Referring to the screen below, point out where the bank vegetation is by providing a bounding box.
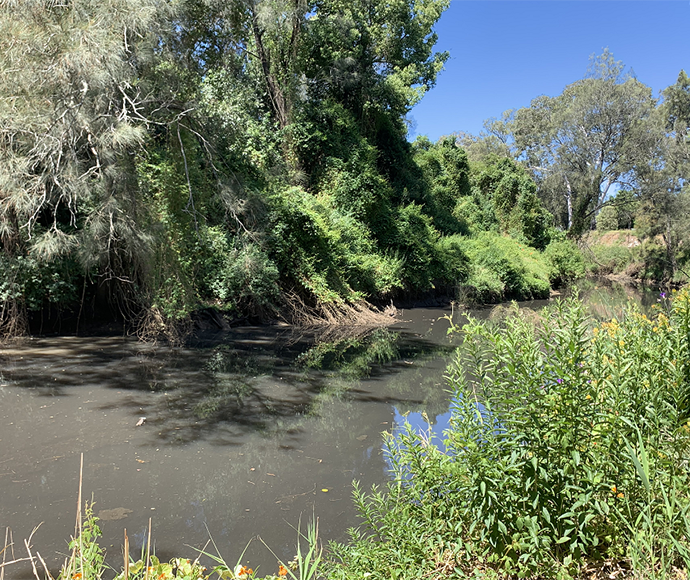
[2,2,688,340]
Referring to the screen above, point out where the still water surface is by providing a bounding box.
[0,283,654,577]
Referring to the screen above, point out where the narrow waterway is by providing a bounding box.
[0,282,655,578]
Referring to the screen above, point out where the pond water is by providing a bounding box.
[0,282,657,578]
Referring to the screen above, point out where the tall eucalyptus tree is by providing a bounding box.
[507,51,662,234]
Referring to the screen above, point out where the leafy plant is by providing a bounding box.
[328,289,690,579]
[58,503,106,580]
[544,238,585,286]
[459,231,550,302]
[50,499,324,580]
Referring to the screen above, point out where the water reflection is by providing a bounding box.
[0,286,649,577]
[568,279,658,320]
[390,407,452,456]
[0,309,459,577]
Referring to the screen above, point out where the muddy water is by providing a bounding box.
[0,285,651,578]
[0,307,471,577]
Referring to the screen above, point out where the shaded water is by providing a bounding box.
[0,283,656,577]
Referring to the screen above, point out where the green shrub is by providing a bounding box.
[459,232,550,301]
[596,205,619,231]
[348,252,405,297]
[544,239,585,286]
[0,253,80,311]
[586,242,638,276]
[319,149,392,228]
[412,137,473,236]
[268,187,406,304]
[392,203,442,292]
[207,231,281,313]
[328,290,690,580]
[468,155,552,249]
[434,234,470,286]
[460,263,505,304]
[512,185,552,250]
[639,238,672,282]
[454,189,498,234]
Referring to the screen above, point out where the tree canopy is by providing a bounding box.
[499,51,662,235]
[2,6,687,338]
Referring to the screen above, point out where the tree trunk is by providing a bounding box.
[250,8,289,129]
[664,215,677,280]
[564,175,573,230]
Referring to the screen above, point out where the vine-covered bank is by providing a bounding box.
[2,3,688,339]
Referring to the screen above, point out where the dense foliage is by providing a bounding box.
[0,0,563,337]
[475,53,690,283]
[328,289,690,579]
[1,2,687,337]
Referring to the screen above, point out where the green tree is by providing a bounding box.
[412,136,471,234]
[0,0,169,332]
[595,205,618,231]
[469,156,552,249]
[302,0,449,125]
[630,70,690,281]
[508,50,661,235]
[663,69,690,148]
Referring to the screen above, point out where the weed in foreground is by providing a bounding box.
[3,453,323,580]
[327,289,690,580]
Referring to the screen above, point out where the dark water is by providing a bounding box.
[0,283,655,577]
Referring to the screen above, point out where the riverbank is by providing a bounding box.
[582,229,689,288]
[327,286,690,580]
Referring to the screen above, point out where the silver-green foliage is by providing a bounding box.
[0,0,165,276]
[508,51,661,234]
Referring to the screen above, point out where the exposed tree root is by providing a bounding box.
[281,289,397,328]
[135,306,193,347]
[0,299,28,342]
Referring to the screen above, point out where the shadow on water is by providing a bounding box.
[1,325,452,446]
[0,308,460,577]
[2,287,647,578]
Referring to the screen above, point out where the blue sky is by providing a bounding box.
[408,1,690,141]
